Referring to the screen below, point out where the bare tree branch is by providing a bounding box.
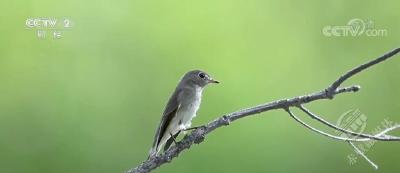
[126,48,400,173]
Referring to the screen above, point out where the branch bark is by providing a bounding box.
[126,48,400,173]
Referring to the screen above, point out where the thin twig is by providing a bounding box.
[286,107,399,169]
[126,48,400,173]
[285,108,379,142]
[298,105,400,141]
[296,105,400,169]
[326,47,400,97]
[348,142,378,170]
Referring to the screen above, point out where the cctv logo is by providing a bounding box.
[26,18,57,28]
[25,18,72,28]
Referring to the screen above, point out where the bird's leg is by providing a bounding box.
[169,133,178,144]
[183,126,203,131]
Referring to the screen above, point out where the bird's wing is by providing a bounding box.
[150,88,181,155]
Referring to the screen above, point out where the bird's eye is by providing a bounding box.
[198,73,205,79]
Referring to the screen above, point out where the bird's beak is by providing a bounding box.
[209,78,220,84]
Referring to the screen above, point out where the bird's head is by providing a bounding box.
[182,70,219,88]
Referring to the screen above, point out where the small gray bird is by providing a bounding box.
[149,70,219,157]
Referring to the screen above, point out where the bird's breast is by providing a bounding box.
[177,89,202,127]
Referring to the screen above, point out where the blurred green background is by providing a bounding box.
[0,0,399,173]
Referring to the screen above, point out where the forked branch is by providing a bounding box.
[127,48,400,173]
